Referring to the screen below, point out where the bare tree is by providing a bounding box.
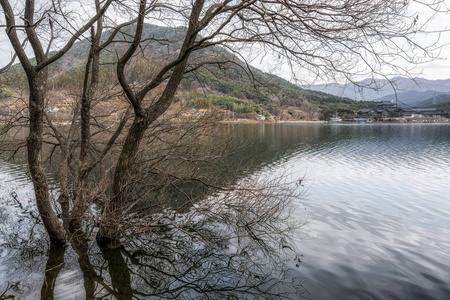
[96,0,447,243]
[0,0,115,244]
[1,0,447,246]
[299,100,321,120]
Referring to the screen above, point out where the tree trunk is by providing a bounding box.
[69,64,93,230]
[70,23,101,231]
[27,70,66,245]
[57,155,70,203]
[97,0,204,245]
[97,116,148,244]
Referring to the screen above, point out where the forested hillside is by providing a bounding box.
[0,23,373,120]
[421,94,450,111]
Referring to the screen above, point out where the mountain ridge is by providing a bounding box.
[305,77,450,107]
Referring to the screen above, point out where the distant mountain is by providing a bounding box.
[372,90,450,107]
[305,77,450,107]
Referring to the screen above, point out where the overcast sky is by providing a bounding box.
[264,0,450,83]
[1,1,449,83]
[408,0,450,80]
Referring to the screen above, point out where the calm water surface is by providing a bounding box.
[249,123,450,300]
[1,123,449,299]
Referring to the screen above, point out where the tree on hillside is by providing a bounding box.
[0,0,447,246]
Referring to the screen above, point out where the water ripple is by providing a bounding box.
[282,124,450,299]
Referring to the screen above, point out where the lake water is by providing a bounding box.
[1,123,449,299]
[261,123,450,300]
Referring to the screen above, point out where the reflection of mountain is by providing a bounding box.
[306,77,450,107]
[0,124,354,212]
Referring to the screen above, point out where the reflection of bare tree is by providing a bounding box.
[0,282,18,299]
[60,200,132,299]
[2,145,305,299]
[40,243,65,300]
[34,225,304,299]
[67,234,133,300]
[113,226,306,299]
[71,236,97,299]
[33,174,304,299]
[99,247,133,300]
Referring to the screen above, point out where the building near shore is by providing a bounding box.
[397,107,448,118]
[357,101,448,119]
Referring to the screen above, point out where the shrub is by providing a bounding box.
[0,87,15,98]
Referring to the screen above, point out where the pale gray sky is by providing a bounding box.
[240,0,450,83]
[408,0,450,80]
[1,0,449,83]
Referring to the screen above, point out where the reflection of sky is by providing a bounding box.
[275,124,450,299]
[0,161,49,295]
[1,123,449,298]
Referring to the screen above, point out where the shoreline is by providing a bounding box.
[2,117,449,126]
[221,119,327,124]
[220,118,450,124]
